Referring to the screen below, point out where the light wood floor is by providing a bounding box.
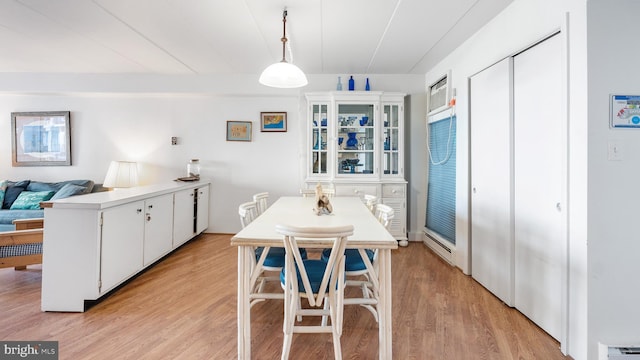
[0,234,570,359]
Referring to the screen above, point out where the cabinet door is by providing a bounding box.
[381,197,406,239]
[100,201,144,293]
[309,102,330,177]
[336,102,376,177]
[173,188,195,247]
[195,185,209,234]
[382,103,403,177]
[143,194,174,266]
[470,57,514,306]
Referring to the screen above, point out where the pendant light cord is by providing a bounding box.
[281,10,288,62]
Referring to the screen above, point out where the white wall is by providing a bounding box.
[423,0,588,358]
[406,93,428,241]
[587,0,640,357]
[0,74,424,235]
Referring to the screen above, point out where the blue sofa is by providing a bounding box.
[0,179,99,232]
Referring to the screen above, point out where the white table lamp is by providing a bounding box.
[103,161,139,189]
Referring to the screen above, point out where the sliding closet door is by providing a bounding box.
[513,34,564,340]
[470,58,514,306]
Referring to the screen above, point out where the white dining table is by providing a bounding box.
[231,196,398,359]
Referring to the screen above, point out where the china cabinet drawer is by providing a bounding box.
[335,184,379,198]
[382,184,405,198]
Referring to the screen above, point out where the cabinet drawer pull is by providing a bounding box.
[146,214,151,221]
[136,209,142,213]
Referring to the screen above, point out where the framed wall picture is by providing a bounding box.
[260,112,287,132]
[11,111,72,166]
[226,121,252,141]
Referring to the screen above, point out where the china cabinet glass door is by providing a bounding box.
[311,104,328,175]
[382,104,400,176]
[336,103,375,176]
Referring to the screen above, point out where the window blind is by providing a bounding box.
[425,115,456,244]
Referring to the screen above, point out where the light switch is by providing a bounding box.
[608,141,623,161]
[171,137,178,145]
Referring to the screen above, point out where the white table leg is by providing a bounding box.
[237,245,252,359]
[377,249,393,359]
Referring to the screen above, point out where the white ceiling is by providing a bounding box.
[0,0,513,75]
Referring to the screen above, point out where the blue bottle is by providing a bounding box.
[348,76,355,91]
[365,78,370,91]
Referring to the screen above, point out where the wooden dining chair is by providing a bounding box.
[238,201,293,306]
[276,224,353,360]
[363,194,378,214]
[252,192,269,216]
[321,203,394,323]
[300,187,335,198]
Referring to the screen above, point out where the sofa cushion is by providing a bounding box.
[50,183,88,200]
[0,224,15,232]
[27,180,94,194]
[0,180,7,208]
[0,209,44,225]
[10,191,55,210]
[3,180,30,209]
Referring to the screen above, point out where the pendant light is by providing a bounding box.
[259,9,308,88]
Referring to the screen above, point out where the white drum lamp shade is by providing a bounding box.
[103,161,139,188]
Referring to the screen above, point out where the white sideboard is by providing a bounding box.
[41,180,210,312]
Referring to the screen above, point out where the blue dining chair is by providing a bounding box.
[253,192,269,216]
[321,203,394,322]
[238,201,306,306]
[276,224,353,360]
[363,194,378,214]
[238,201,284,306]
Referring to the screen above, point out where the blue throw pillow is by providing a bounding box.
[9,190,55,210]
[50,183,88,200]
[3,180,30,209]
[27,180,95,193]
[0,180,6,208]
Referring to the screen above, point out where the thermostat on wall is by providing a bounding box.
[611,95,640,128]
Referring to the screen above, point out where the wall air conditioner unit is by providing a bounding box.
[427,70,452,117]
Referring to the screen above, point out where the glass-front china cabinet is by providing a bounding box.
[305,91,408,245]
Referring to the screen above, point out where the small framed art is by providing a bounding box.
[227,121,252,141]
[260,112,287,132]
[11,111,72,166]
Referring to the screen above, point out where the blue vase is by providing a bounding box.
[348,76,355,91]
[346,132,358,149]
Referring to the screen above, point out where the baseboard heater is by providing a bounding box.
[423,230,454,265]
[609,347,640,359]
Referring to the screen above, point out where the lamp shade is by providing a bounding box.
[103,161,139,188]
[259,61,308,88]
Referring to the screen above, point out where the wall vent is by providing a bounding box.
[609,347,640,359]
[423,230,454,265]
